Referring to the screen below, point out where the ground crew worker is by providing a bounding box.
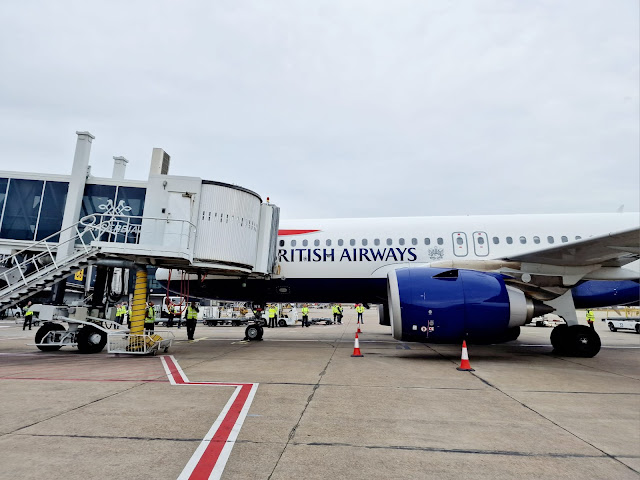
[332,304,338,323]
[121,303,128,325]
[586,309,595,329]
[115,303,123,325]
[268,304,277,328]
[356,304,365,323]
[167,301,175,328]
[301,304,310,327]
[127,306,132,329]
[23,301,34,331]
[184,302,199,340]
[145,301,156,333]
[336,304,343,324]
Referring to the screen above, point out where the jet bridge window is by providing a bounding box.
[547,236,554,244]
[437,237,443,245]
[519,236,527,244]
[533,236,540,244]
[506,237,513,244]
[492,237,499,244]
[561,236,568,243]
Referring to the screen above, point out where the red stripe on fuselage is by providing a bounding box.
[278,229,320,235]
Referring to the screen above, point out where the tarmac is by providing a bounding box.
[0,308,639,480]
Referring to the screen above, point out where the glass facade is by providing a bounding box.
[0,179,44,241]
[0,178,145,244]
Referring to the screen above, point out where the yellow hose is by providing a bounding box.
[130,269,147,335]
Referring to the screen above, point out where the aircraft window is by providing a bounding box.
[362,239,368,246]
[338,239,344,246]
[456,237,464,245]
[477,237,485,245]
[302,240,308,247]
[411,238,417,245]
[519,236,527,244]
[506,237,513,244]
[575,235,582,240]
[326,239,332,246]
[279,240,284,247]
[492,237,499,244]
[533,236,540,244]
[437,237,443,245]
[291,240,297,247]
[561,236,568,243]
[314,239,320,246]
[374,238,380,246]
[424,238,430,245]
[349,239,356,246]
[547,236,554,244]
[399,238,405,246]
[386,238,393,246]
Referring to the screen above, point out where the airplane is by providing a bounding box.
[156,212,640,357]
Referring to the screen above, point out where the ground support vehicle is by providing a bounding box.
[310,317,333,325]
[204,317,252,327]
[607,317,640,333]
[532,314,565,328]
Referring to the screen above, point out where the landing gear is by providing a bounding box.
[244,324,264,341]
[551,324,601,357]
[76,326,107,354]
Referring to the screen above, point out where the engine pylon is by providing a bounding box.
[351,332,364,357]
[456,341,474,371]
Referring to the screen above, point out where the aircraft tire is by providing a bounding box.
[564,325,601,358]
[76,326,107,354]
[245,325,263,341]
[35,323,64,351]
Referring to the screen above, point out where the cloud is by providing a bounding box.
[0,0,637,219]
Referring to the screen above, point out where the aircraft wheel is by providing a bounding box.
[35,323,64,351]
[564,325,601,357]
[608,322,617,332]
[245,325,263,341]
[77,326,107,354]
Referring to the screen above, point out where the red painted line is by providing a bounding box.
[189,384,253,479]
[277,229,320,236]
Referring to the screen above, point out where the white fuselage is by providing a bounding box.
[276,213,639,280]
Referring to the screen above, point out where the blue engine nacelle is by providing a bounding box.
[388,267,546,344]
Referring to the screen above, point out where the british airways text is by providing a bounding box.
[278,248,418,262]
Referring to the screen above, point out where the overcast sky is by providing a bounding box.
[0,1,638,219]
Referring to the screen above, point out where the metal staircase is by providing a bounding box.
[0,214,135,311]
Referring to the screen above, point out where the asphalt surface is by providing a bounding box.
[0,309,639,480]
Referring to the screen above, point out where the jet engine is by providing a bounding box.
[388,267,552,344]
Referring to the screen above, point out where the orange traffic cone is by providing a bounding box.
[351,332,364,357]
[456,341,474,371]
[357,319,362,334]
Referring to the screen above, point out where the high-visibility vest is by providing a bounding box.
[186,306,198,320]
[268,307,276,318]
[586,310,595,321]
[25,307,33,318]
[356,306,364,313]
[301,307,309,315]
[332,305,338,314]
[145,306,155,323]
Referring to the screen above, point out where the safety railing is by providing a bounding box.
[0,214,195,299]
[107,330,174,355]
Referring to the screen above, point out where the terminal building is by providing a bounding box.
[0,131,280,317]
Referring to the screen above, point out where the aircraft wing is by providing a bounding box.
[502,227,639,268]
